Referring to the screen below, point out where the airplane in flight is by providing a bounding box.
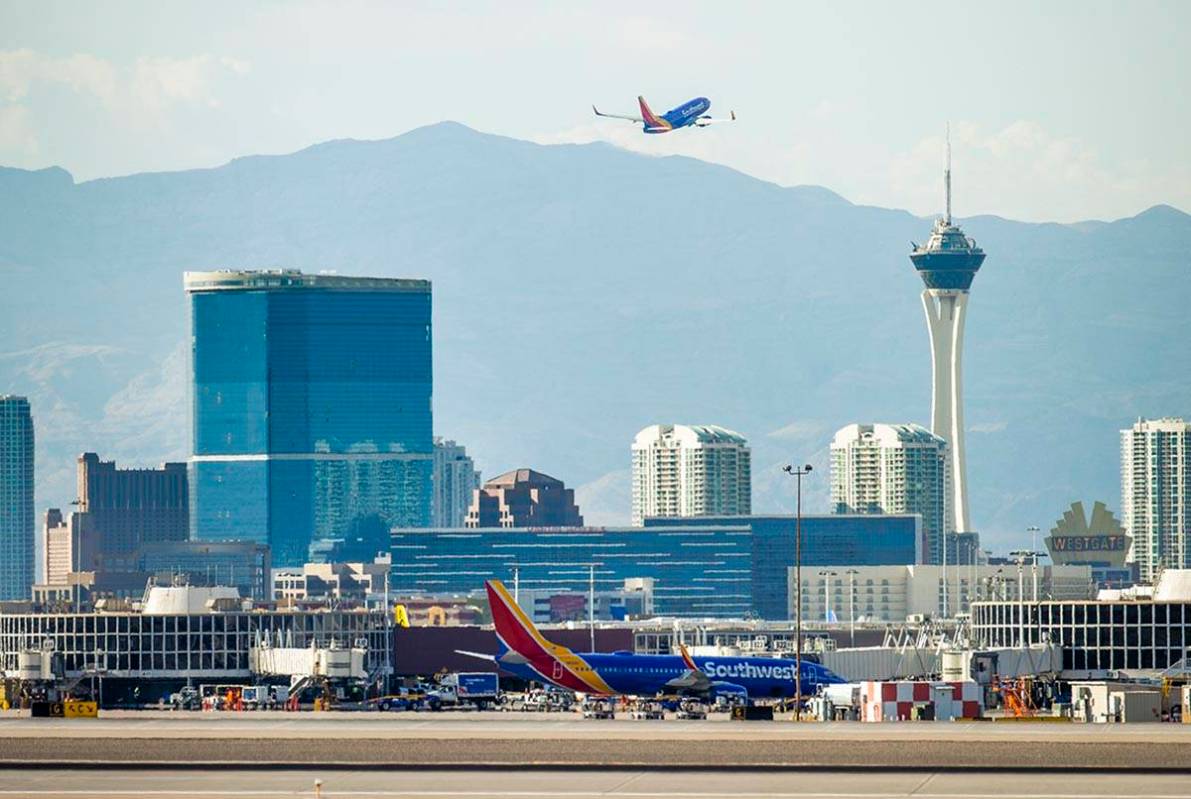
[460,580,845,703]
[592,95,736,134]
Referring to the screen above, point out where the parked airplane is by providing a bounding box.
[459,579,844,703]
[592,95,735,134]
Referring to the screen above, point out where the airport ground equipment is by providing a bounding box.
[367,687,425,712]
[731,704,774,720]
[241,684,289,710]
[674,698,708,719]
[581,696,615,719]
[859,680,982,721]
[423,672,499,710]
[167,685,200,710]
[992,677,1036,718]
[626,698,665,719]
[502,687,574,712]
[1070,680,1167,723]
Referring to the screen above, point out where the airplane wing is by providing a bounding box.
[694,111,737,127]
[593,104,645,123]
[455,649,496,662]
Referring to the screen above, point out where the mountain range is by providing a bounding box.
[2,121,1188,553]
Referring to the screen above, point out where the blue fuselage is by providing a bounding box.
[652,97,711,133]
[500,651,844,699]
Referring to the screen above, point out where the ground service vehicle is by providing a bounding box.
[167,686,200,710]
[241,685,288,710]
[424,672,500,710]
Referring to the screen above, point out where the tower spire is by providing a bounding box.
[944,122,952,225]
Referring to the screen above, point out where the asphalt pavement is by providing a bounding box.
[4,767,1191,798]
[2,711,1190,770]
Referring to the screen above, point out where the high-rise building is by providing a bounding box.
[185,270,433,565]
[909,137,986,537]
[830,423,950,564]
[42,508,100,585]
[433,438,480,528]
[76,452,189,566]
[1121,417,1190,583]
[631,424,751,526]
[0,396,34,600]
[464,469,583,528]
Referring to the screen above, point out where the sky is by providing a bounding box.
[1,0,1189,223]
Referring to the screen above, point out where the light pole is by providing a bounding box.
[846,569,858,647]
[783,463,812,721]
[1027,526,1041,606]
[588,563,596,652]
[1010,550,1030,648]
[818,570,837,624]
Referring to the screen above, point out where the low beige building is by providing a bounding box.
[789,563,1094,623]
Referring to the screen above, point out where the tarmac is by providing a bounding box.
[2,711,1191,771]
[4,767,1191,798]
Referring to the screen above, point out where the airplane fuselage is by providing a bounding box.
[649,97,711,133]
[498,650,843,699]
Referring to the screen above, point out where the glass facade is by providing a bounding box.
[0,396,34,601]
[389,526,755,617]
[972,599,1191,673]
[186,271,433,566]
[645,515,921,619]
[0,608,388,679]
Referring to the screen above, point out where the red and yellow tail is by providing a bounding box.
[485,580,615,695]
[637,96,671,130]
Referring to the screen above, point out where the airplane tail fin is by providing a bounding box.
[638,95,664,129]
[485,579,562,661]
[485,579,616,695]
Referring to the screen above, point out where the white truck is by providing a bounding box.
[422,672,500,710]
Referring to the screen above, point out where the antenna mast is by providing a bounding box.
[944,122,952,225]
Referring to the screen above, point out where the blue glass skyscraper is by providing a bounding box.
[0,396,34,600]
[185,270,433,566]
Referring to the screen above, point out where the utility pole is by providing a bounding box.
[1010,550,1029,648]
[383,554,391,697]
[846,569,858,647]
[1028,526,1041,610]
[819,570,838,624]
[588,564,596,652]
[783,463,812,721]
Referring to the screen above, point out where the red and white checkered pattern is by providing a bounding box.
[859,681,982,722]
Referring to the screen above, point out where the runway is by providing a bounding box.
[3,711,1191,771]
[5,768,1191,799]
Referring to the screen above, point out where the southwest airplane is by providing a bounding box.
[593,95,736,134]
[462,580,845,703]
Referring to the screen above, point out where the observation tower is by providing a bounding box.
[909,134,986,558]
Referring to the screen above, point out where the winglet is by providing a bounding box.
[678,642,700,672]
[731,110,736,121]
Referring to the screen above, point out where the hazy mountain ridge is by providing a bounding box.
[1,122,1188,551]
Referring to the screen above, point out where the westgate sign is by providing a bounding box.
[1050,535,1127,553]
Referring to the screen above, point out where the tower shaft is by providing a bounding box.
[922,290,969,536]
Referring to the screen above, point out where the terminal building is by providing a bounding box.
[392,514,920,620]
[0,585,389,703]
[971,570,1191,674]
